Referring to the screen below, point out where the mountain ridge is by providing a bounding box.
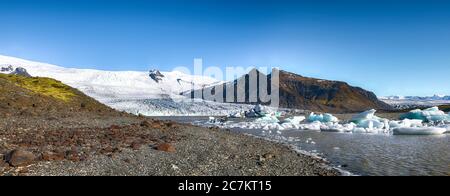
[189,69,392,113]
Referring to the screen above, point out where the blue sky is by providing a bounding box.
[1,0,450,96]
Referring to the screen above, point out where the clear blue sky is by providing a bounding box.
[1,0,450,96]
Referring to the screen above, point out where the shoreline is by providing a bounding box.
[240,133,354,176]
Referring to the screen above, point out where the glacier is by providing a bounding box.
[0,55,252,116]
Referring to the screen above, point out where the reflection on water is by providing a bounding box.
[158,116,450,176]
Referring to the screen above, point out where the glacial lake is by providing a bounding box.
[157,116,450,176]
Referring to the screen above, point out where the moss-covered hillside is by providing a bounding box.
[0,73,119,117]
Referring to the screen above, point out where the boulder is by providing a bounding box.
[156,143,176,153]
[5,149,36,167]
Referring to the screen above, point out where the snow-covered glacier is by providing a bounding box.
[0,55,247,116]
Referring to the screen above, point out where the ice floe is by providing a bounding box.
[393,127,447,135]
[389,119,424,128]
[205,106,450,136]
[400,107,450,122]
[308,113,339,123]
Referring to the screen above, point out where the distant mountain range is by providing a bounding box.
[381,95,450,101]
[380,95,450,109]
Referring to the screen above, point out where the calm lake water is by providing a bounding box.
[158,116,450,176]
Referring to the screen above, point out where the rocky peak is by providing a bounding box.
[11,67,32,77]
[0,64,14,73]
[149,69,165,83]
[0,65,32,77]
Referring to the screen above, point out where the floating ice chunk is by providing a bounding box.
[350,109,379,123]
[284,116,306,125]
[308,112,339,123]
[442,125,450,133]
[357,119,385,129]
[262,123,284,131]
[349,109,389,131]
[255,115,280,124]
[228,111,244,118]
[400,107,450,122]
[389,119,423,128]
[299,121,323,131]
[321,122,356,132]
[352,127,367,133]
[393,127,447,135]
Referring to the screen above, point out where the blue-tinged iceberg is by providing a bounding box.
[400,107,450,122]
[307,112,339,123]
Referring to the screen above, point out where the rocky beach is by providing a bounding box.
[0,115,339,176]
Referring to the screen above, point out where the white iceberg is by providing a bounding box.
[255,115,280,124]
[284,116,306,125]
[443,125,450,133]
[349,109,388,130]
[350,109,379,123]
[400,107,450,122]
[280,116,306,130]
[308,112,339,123]
[298,121,323,131]
[393,127,447,135]
[228,111,244,118]
[389,119,423,128]
[320,122,356,132]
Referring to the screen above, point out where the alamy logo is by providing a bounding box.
[169,59,280,108]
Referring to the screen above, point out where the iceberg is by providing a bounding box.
[400,107,450,122]
[255,115,280,124]
[443,125,450,133]
[350,109,379,123]
[298,121,323,131]
[349,109,388,130]
[389,119,423,128]
[320,122,356,132]
[280,116,306,130]
[393,127,447,135]
[284,116,306,125]
[307,112,339,123]
[228,111,244,118]
[357,119,387,129]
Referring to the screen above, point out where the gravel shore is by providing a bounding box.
[0,115,339,176]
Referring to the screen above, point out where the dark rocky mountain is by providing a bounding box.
[149,69,165,83]
[0,65,32,77]
[188,69,393,113]
[439,105,450,112]
[1,65,14,72]
[10,67,32,77]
